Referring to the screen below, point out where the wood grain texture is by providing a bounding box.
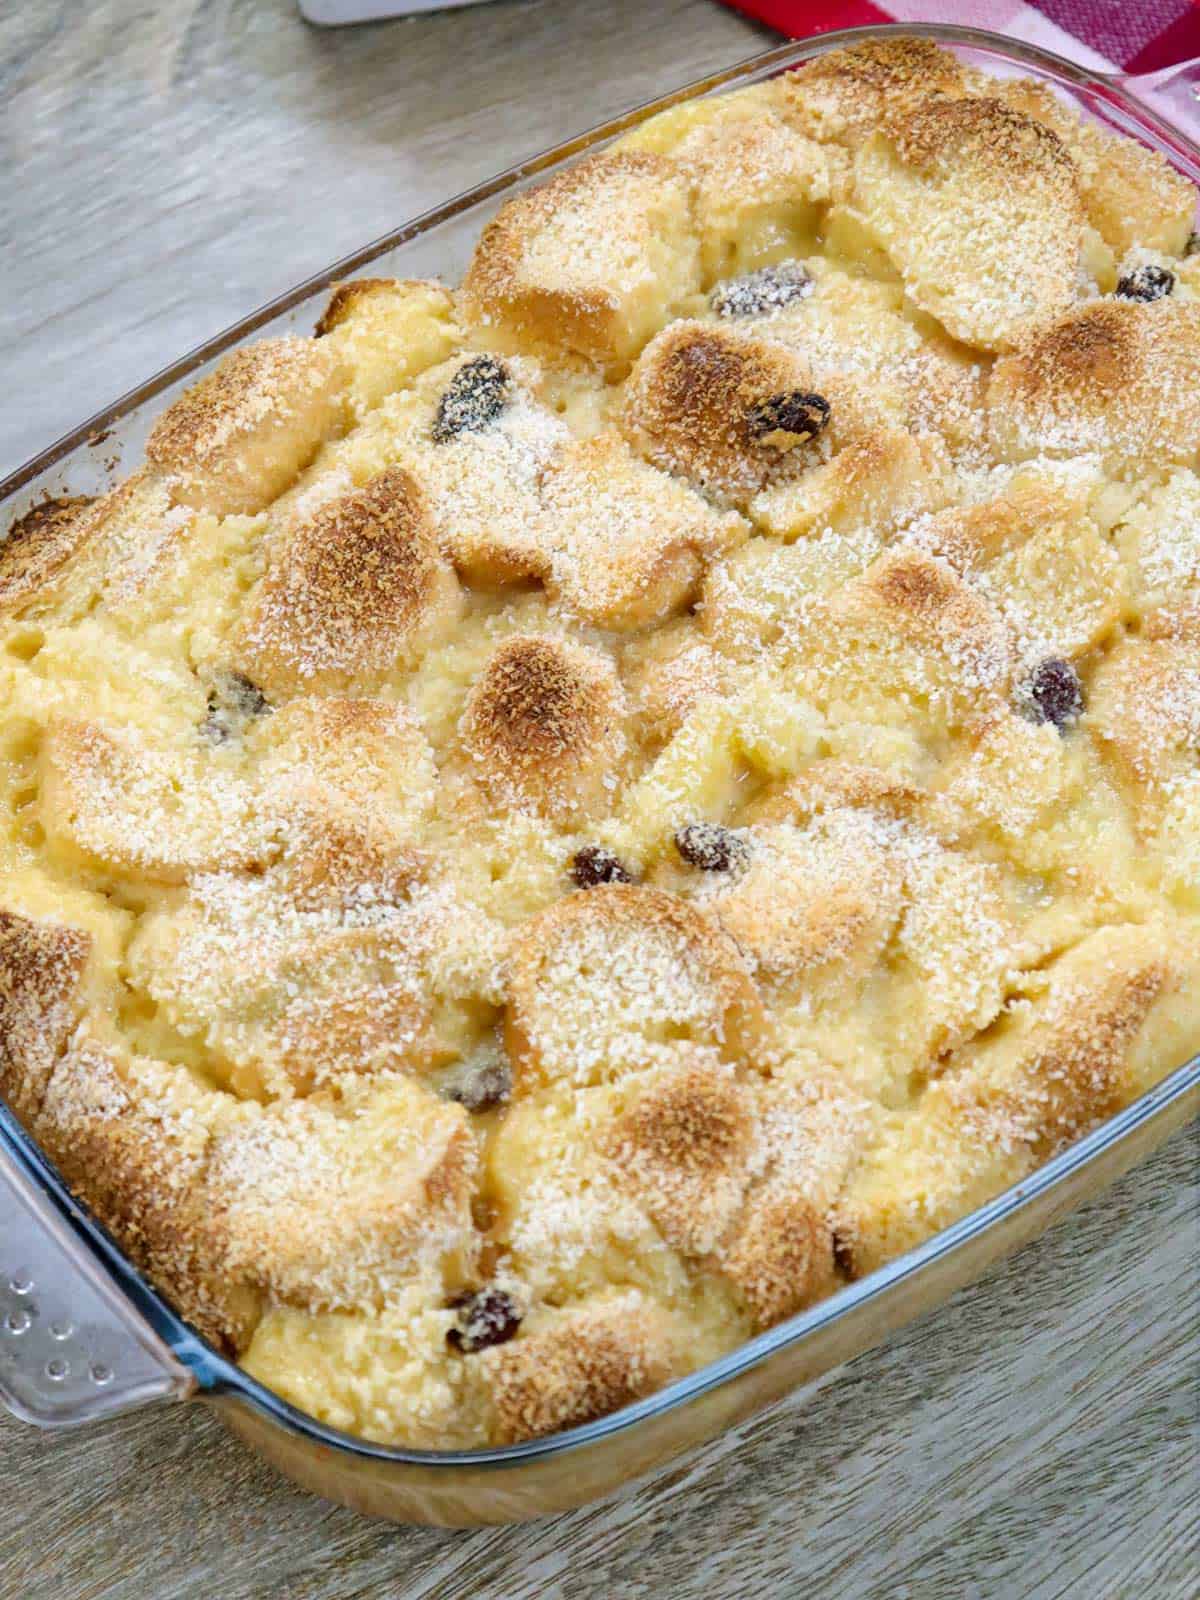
[0,0,763,479]
[1,1131,1196,1599]
[1,3,1197,1595]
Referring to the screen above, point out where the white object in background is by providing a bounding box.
[300,0,496,24]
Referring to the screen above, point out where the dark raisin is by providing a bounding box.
[446,1288,521,1353]
[745,390,831,448]
[711,261,812,319]
[200,671,271,744]
[1023,657,1084,731]
[438,1044,512,1113]
[226,672,271,717]
[1115,265,1175,302]
[570,845,634,888]
[675,821,750,874]
[432,355,511,442]
[1186,232,1200,258]
[832,1230,858,1281]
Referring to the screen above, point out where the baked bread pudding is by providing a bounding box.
[3,37,1199,1449]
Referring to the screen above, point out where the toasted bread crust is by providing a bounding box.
[505,885,765,1091]
[0,497,97,615]
[462,150,699,365]
[855,96,1083,349]
[315,278,403,336]
[39,718,268,883]
[207,1079,478,1312]
[459,634,626,822]
[146,336,346,515]
[839,924,1189,1277]
[479,1292,680,1444]
[987,299,1200,468]
[1089,637,1200,827]
[604,1056,759,1257]
[539,432,748,629]
[0,910,91,1123]
[238,465,462,697]
[780,36,971,148]
[35,1033,253,1350]
[622,321,831,504]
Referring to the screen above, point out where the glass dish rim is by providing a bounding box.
[5,19,1200,504]
[1,19,1197,1470]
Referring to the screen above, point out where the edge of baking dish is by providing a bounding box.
[2,22,1198,1525]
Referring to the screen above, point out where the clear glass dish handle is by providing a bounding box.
[1116,56,1200,148]
[0,1143,193,1428]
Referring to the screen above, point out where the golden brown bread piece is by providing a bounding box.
[1089,636,1200,825]
[458,634,627,824]
[382,354,569,590]
[38,718,268,885]
[712,1071,870,1328]
[236,465,462,698]
[36,1040,480,1348]
[0,473,194,624]
[908,476,1127,669]
[622,320,836,505]
[505,885,765,1092]
[731,260,986,456]
[839,923,1200,1276]
[461,151,700,366]
[252,693,439,861]
[717,1187,832,1328]
[621,624,732,753]
[125,854,503,1102]
[706,811,905,996]
[315,278,400,337]
[35,1030,258,1351]
[478,1291,682,1444]
[0,497,96,616]
[207,1077,479,1314]
[771,547,1015,744]
[538,432,748,629]
[854,96,1083,351]
[859,547,1013,688]
[314,277,461,418]
[616,88,841,282]
[146,336,347,515]
[988,299,1200,471]
[995,75,1195,257]
[0,909,91,1123]
[742,759,934,830]
[780,36,972,149]
[749,425,950,548]
[602,1054,759,1258]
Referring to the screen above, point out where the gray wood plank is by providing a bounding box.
[2,1130,1195,1600]
[0,0,764,477]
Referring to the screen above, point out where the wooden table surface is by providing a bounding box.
[1,3,1197,1595]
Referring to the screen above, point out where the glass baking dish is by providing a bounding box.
[2,22,1198,1528]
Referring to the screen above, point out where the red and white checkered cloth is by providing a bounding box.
[718,0,1200,73]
